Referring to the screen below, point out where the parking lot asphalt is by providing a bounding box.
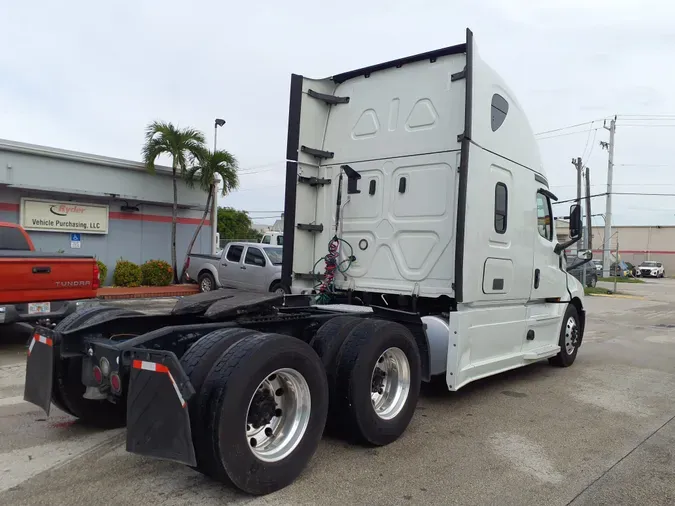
[0,283,674,505]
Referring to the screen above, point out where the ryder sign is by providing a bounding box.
[20,198,109,234]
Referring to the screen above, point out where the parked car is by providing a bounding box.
[0,222,99,328]
[260,231,283,246]
[609,261,632,277]
[637,260,665,278]
[567,261,598,288]
[186,241,286,294]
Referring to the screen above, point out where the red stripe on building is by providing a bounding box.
[109,212,210,226]
[590,249,675,255]
[0,202,209,226]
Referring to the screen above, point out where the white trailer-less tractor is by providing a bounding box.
[23,29,589,496]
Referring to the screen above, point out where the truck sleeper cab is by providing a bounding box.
[22,29,586,497]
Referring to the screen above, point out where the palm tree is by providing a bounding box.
[142,121,206,283]
[179,149,239,281]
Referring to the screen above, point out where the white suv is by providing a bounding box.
[638,261,665,278]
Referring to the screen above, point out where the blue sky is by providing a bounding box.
[1,0,674,226]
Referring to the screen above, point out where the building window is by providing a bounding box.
[491,94,509,132]
[245,247,266,267]
[494,183,508,233]
[226,245,244,262]
[536,192,553,241]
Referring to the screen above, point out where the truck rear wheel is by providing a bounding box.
[549,304,581,367]
[52,306,141,427]
[334,319,421,446]
[179,327,260,472]
[202,333,328,495]
[310,316,364,429]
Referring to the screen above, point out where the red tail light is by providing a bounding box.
[93,261,100,290]
[186,256,190,269]
[110,373,122,393]
[93,365,103,384]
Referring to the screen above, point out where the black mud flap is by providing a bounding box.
[23,331,55,416]
[126,349,197,467]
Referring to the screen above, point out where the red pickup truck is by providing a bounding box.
[0,222,100,327]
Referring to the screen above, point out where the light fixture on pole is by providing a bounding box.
[212,118,226,254]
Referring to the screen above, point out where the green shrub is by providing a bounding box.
[113,259,142,287]
[141,259,173,286]
[96,260,108,285]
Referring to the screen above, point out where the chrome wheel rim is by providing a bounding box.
[274,287,286,294]
[200,277,212,292]
[370,347,410,420]
[245,368,311,463]
[564,316,579,356]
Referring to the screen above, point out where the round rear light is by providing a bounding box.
[110,373,122,393]
[93,366,103,384]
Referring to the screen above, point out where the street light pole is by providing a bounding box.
[212,118,226,254]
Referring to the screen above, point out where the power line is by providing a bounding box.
[617,114,675,119]
[616,124,675,128]
[554,191,675,204]
[537,127,601,141]
[534,120,601,136]
[581,128,598,164]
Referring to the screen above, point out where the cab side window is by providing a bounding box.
[536,192,553,241]
[261,235,271,244]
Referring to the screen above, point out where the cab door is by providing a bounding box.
[524,189,568,353]
[530,190,567,300]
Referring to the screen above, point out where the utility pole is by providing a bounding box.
[585,166,592,253]
[601,116,616,278]
[572,157,584,284]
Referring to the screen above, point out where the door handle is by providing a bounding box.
[32,266,51,274]
[241,266,246,270]
[534,268,540,289]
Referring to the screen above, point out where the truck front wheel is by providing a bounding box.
[333,319,421,446]
[202,333,328,495]
[549,304,581,367]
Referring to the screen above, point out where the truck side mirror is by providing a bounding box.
[569,204,581,239]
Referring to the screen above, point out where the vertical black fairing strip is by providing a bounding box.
[454,28,474,303]
[281,74,303,288]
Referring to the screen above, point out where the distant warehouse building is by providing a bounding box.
[0,138,213,284]
[557,220,675,273]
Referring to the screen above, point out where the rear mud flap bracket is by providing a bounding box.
[23,332,55,416]
[126,349,197,467]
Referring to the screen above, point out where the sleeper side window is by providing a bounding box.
[494,183,508,233]
[491,94,509,131]
[536,192,553,241]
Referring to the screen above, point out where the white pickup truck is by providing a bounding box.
[185,241,286,293]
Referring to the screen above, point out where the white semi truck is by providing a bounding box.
[23,28,589,497]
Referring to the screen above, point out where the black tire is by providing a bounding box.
[198,271,216,292]
[309,316,364,429]
[53,306,141,427]
[333,319,421,446]
[549,304,581,368]
[202,333,328,495]
[269,281,289,295]
[179,327,260,472]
